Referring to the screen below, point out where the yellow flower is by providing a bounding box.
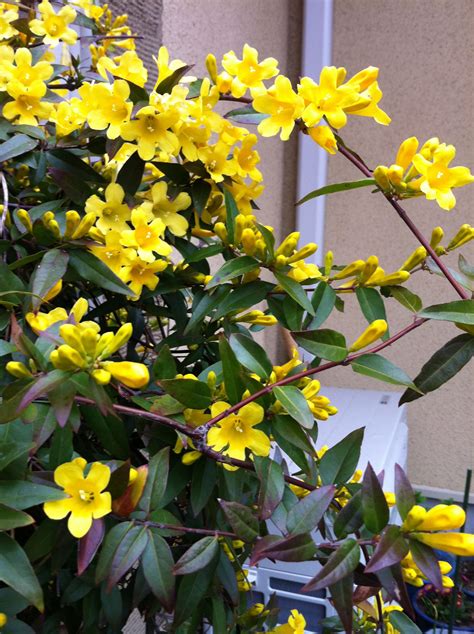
[298,67,362,129]
[233,134,263,181]
[268,609,307,634]
[0,3,18,40]
[43,457,111,538]
[120,207,172,261]
[308,125,338,154]
[0,612,7,628]
[3,79,52,125]
[0,47,53,90]
[207,401,270,464]
[26,297,89,334]
[197,141,238,183]
[138,181,191,237]
[29,0,77,48]
[343,73,391,125]
[119,250,168,298]
[416,504,466,532]
[90,230,133,275]
[300,379,338,421]
[81,80,132,139]
[153,45,188,89]
[253,75,305,141]
[120,105,180,161]
[50,99,86,136]
[287,260,322,284]
[401,551,453,588]
[221,44,279,98]
[374,136,422,196]
[97,50,148,88]
[85,183,131,234]
[412,143,474,210]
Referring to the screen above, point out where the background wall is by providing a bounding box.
[324,0,474,491]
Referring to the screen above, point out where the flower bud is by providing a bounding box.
[234,214,246,244]
[71,298,89,323]
[43,279,63,302]
[81,328,99,357]
[358,255,379,283]
[400,247,427,272]
[276,232,300,257]
[60,324,86,355]
[417,504,466,531]
[402,505,427,531]
[104,323,133,357]
[373,271,410,287]
[95,332,115,358]
[112,465,148,516]
[411,532,474,557]
[374,166,391,191]
[91,368,111,385]
[6,361,33,379]
[349,319,388,352]
[395,136,419,171]
[64,210,81,239]
[47,219,61,239]
[55,344,87,369]
[430,226,444,249]
[71,212,96,239]
[308,126,337,154]
[17,208,32,233]
[447,224,473,250]
[0,613,7,628]
[102,361,149,389]
[214,221,228,243]
[241,228,256,255]
[331,259,366,280]
[286,243,318,264]
[182,450,202,465]
[205,53,218,83]
[387,164,404,186]
[324,250,333,276]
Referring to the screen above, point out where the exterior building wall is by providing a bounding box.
[325,0,474,491]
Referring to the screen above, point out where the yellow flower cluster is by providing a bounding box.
[374,136,474,210]
[331,255,410,290]
[49,320,149,388]
[266,609,306,634]
[401,551,453,588]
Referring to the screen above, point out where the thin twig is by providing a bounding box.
[0,172,9,237]
[140,520,238,539]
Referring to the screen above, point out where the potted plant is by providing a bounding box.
[414,584,474,632]
[462,559,474,600]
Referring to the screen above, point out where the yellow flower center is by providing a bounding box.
[233,416,244,432]
[136,224,158,248]
[428,163,453,188]
[102,205,115,217]
[45,16,64,37]
[208,160,217,171]
[78,489,95,502]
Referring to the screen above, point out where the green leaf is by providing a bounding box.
[250,533,317,565]
[156,64,192,94]
[0,533,43,611]
[361,463,389,534]
[307,282,336,329]
[297,179,376,205]
[292,329,348,362]
[142,530,175,612]
[106,525,149,590]
[333,491,363,539]
[69,250,134,296]
[459,253,474,280]
[408,539,443,589]
[272,414,315,453]
[206,255,259,289]
[224,189,239,244]
[139,447,169,513]
[286,485,335,535]
[229,333,272,379]
[184,243,223,263]
[356,287,389,340]
[191,179,212,215]
[400,333,474,404]
[365,525,409,573]
[388,611,423,634]
[388,285,422,313]
[329,575,354,634]
[273,386,314,430]
[174,562,216,626]
[224,105,268,125]
[254,456,285,520]
[152,344,177,380]
[190,458,216,516]
[274,272,315,316]
[319,428,364,485]
[19,370,70,411]
[351,353,421,391]
[0,134,38,163]
[184,286,229,334]
[418,299,474,324]
[394,464,416,521]
[219,336,245,404]
[302,539,361,592]
[173,536,219,575]
[116,150,145,195]
[213,281,272,320]
[0,441,34,471]
[158,378,212,409]
[0,481,67,510]
[0,505,34,530]
[30,249,69,311]
[48,424,73,469]
[46,149,105,183]
[220,501,260,542]
[81,406,129,460]
[0,340,15,356]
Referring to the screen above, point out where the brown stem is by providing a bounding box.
[141,520,238,539]
[201,317,426,433]
[219,94,252,104]
[336,143,469,300]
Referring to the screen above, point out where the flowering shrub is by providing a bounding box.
[0,1,473,632]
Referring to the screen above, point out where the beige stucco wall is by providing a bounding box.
[324,0,474,491]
